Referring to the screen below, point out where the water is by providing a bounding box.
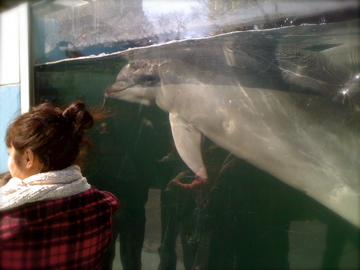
[34,20,359,269]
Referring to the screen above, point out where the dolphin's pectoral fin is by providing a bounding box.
[169,113,208,180]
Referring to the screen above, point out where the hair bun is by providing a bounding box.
[62,100,94,132]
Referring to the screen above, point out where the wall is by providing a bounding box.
[0,3,30,173]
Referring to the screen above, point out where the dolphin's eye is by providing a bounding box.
[142,75,159,85]
[146,75,155,82]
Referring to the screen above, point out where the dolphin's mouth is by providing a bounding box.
[105,82,137,96]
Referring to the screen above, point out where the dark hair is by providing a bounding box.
[6,100,94,172]
[0,171,11,187]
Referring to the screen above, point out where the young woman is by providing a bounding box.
[0,101,119,270]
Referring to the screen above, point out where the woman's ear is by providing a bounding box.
[24,149,41,173]
[24,149,35,169]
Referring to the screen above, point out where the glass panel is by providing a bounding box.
[33,1,359,269]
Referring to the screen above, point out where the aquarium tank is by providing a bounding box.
[29,0,359,269]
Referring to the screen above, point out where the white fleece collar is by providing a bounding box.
[0,165,90,211]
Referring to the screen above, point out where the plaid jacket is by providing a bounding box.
[0,187,119,270]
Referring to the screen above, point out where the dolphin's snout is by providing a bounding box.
[104,86,114,96]
[105,80,134,96]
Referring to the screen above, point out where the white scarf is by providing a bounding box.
[0,165,91,211]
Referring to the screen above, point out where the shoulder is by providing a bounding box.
[0,187,119,241]
[1,187,119,224]
[84,186,120,210]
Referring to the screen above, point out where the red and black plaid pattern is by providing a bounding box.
[0,187,119,270]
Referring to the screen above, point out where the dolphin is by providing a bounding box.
[105,22,360,227]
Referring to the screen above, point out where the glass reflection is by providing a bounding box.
[33,1,359,269]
